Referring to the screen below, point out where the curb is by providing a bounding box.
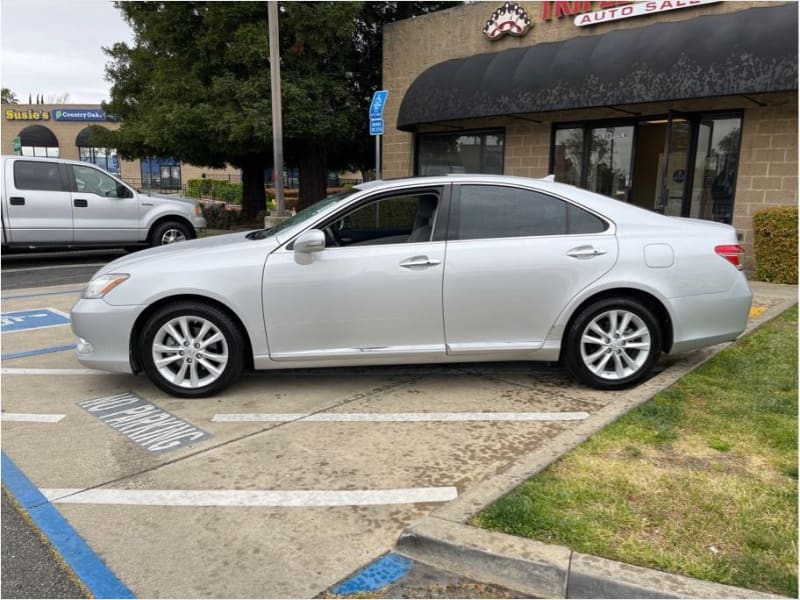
[394,285,797,599]
[397,518,786,599]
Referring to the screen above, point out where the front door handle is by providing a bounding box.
[9,197,24,206]
[567,246,607,259]
[400,256,441,269]
[74,199,88,208]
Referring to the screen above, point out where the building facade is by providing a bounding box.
[382,1,798,271]
[1,104,239,191]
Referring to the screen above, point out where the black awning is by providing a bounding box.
[18,125,59,147]
[397,3,798,131]
[75,127,92,146]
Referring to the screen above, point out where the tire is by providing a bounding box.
[139,301,244,398]
[564,297,662,390]
[149,220,191,246]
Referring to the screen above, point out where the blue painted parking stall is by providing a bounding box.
[1,308,71,333]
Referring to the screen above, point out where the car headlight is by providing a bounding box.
[82,274,130,299]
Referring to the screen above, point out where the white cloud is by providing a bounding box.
[0,0,133,104]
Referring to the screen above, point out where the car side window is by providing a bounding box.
[455,185,607,240]
[321,192,439,247]
[13,161,64,192]
[72,165,124,198]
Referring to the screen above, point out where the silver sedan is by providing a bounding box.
[71,175,752,398]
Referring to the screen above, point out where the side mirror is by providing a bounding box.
[294,229,326,255]
[117,185,132,198]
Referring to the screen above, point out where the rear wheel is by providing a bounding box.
[140,302,244,398]
[149,220,191,246]
[565,297,662,390]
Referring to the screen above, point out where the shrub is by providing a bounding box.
[753,206,798,284]
[186,179,242,204]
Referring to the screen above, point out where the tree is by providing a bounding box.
[99,2,273,219]
[1,88,18,104]
[99,1,458,216]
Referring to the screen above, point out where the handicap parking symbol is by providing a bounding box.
[1,309,71,333]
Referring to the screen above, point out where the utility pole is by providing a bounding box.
[268,1,286,215]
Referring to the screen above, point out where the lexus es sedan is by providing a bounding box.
[71,175,752,398]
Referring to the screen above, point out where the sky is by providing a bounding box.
[1,0,134,104]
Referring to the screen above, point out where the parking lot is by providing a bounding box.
[0,279,641,598]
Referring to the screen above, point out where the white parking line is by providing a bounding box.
[0,368,110,375]
[41,487,458,507]
[2,413,66,423]
[212,411,590,423]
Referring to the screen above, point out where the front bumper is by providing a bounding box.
[70,298,143,374]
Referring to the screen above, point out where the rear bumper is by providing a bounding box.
[668,275,752,354]
[70,298,143,374]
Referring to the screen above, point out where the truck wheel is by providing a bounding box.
[150,221,191,246]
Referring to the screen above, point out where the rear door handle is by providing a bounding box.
[567,245,607,259]
[9,197,24,206]
[400,256,441,269]
[74,199,88,208]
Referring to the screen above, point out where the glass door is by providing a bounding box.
[587,125,634,203]
[657,113,691,217]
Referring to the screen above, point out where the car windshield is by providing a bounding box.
[246,189,359,240]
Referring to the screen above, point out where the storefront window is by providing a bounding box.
[551,113,741,224]
[587,126,633,202]
[688,117,742,223]
[18,124,60,158]
[79,146,120,175]
[140,157,181,192]
[553,128,583,186]
[417,130,504,176]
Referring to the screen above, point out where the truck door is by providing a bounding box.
[69,163,140,243]
[3,159,73,244]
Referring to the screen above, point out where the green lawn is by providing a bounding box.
[474,306,798,597]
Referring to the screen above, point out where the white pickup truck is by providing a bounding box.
[1,155,206,250]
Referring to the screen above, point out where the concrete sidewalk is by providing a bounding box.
[388,281,797,599]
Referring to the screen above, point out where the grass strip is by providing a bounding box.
[474,305,798,597]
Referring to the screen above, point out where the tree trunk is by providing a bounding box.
[298,140,327,210]
[240,157,266,222]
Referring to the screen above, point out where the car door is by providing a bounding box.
[69,163,140,243]
[443,183,618,356]
[263,186,448,362]
[4,159,73,243]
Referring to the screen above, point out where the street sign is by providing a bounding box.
[370,118,384,136]
[12,136,21,154]
[369,90,388,119]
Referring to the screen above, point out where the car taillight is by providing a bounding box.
[715,244,744,271]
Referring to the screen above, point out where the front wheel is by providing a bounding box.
[564,297,662,390]
[139,302,244,398]
[149,220,191,246]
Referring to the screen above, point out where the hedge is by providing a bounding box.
[753,206,798,284]
[186,179,242,204]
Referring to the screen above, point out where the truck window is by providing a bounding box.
[72,164,123,197]
[13,161,64,192]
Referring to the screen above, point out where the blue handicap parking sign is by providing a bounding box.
[1,309,71,333]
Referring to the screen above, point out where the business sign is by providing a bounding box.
[79,392,213,454]
[370,118,384,136]
[574,0,720,26]
[483,2,533,40]
[53,108,108,121]
[5,108,50,121]
[369,90,388,119]
[1,309,70,333]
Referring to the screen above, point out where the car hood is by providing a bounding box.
[94,231,279,278]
